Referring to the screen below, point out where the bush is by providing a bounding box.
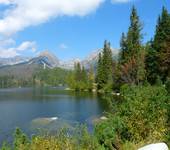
[1,126,104,150]
[1,142,11,150]
[95,85,169,149]
[165,78,170,94]
[13,128,29,150]
[119,85,169,143]
[95,115,125,150]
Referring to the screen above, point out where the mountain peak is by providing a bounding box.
[39,50,55,57]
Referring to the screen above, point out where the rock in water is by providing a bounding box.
[50,117,58,121]
[100,116,108,120]
[31,117,58,126]
[138,143,169,150]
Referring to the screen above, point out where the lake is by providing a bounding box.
[0,87,108,143]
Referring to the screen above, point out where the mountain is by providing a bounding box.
[28,51,60,69]
[0,56,30,67]
[81,48,119,69]
[0,62,42,79]
[0,50,60,79]
[59,58,81,69]
[59,48,119,70]
[0,48,119,77]
[0,50,60,68]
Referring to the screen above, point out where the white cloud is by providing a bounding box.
[0,38,15,47]
[59,43,68,50]
[0,48,19,58]
[17,41,36,52]
[0,0,12,5]
[111,0,133,3]
[0,0,104,36]
[0,40,37,58]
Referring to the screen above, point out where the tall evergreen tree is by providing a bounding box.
[145,40,159,84]
[96,41,113,90]
[118,6,145,84]
[153,7,170,82]
[119,32,127,64]
[96,52,104,89]
[81,66,88,83]
[126,6,142,58]
[74,62,82,81]
[102,41,113,84]
[88,65,95,91]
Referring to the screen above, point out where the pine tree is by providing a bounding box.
[96,41,113,90]
[145,41,159,84]
[102,41,113,84]
[153,7,170,82]
[119,6,145,84]
[119,32,127,64]
[136,46,146,83]
[88,65,95,91]
[96,52,104,89]
[81,66,88,83]
[126,6,142,58]
[74,62,82,81]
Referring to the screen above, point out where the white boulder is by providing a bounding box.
[138,143,169,150]
[116,93,120,96]
[50,117,58,121]
[100,116,108,120]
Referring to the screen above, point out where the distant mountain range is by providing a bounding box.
[0,48,119,78]
[0,56,30,67]
[81,48,119,69]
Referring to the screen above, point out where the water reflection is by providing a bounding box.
[0,87,109,142]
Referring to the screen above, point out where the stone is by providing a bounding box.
[138,143,169,150]
[100,116,108,120]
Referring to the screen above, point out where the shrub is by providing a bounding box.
[2,126,104,150]
[165,78,170,94]
[1,142,11,150]
[13,128,29,150]
[119,85,169,143]
[95,116,124,150]
[95,85,169,149]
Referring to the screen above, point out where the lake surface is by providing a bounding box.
[0,87,108,143]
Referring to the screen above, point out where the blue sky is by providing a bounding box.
[0,0,169,60]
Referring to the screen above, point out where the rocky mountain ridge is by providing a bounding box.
[0,48,119,70]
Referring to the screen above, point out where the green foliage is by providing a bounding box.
[165,78,170,94]
[119,33,127,65]
[102,41,113,84]
[0,67,70,88]
[119,85,169,143]
[13,128,29,150]
[121,141,137,150]
[117,6,145,85]
[67,62,95,91]
[95,116,124,150]
[155,76,163,86]
[145,41,159,84]
[0,142,11,150]
[153,7,170,82]
[2,126,104,150]
[126,6,142,59]
[0,75,34,88]
[74,125,104,150]
[145,7,170,84]
[35,67,70,87]
[96,52,104,90]
[96,41,113,91]
[95,85,169,149]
